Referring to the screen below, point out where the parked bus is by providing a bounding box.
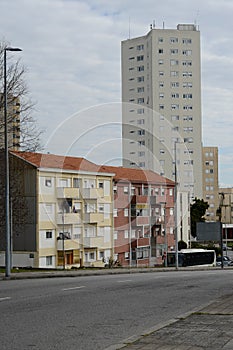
[167,249,216,267]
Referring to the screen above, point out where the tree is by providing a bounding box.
[0,41,43,151]
[190,197,209,238]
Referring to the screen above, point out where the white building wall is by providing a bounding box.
[122,24,203,200]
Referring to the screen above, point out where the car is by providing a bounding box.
[216,256,233,266]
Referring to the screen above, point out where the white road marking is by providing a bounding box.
[62,286,86,291]
[0,297,11,302]
[117,280,132,283]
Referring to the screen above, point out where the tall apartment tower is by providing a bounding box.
[202,146,219,221]
[0,94,21,150]
[122,24,203,199]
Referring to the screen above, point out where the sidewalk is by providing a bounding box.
[113,294,233,350]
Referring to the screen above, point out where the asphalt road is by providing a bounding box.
[1,270,233,350]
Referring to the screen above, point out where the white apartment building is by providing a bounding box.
[122,23,203,200]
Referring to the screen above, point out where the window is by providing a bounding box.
[170,59,179,66]
[170,37,178,43]
[137,55,144,61]
[171,82,179,88]
[183,82,192,88]
[170,71,179,77]
[46,256,53,266]
[138,129,145,135]
[114,231,118,240]
[124,186,128,193]
[159,104,164,110]
[182,60,192,66]
[137,65,144,72]
[159,93,164,98]
[171,104,179,110]
[125,252,129,259]
[171,93,179,98]
[182,38,192,44]
[159,81,164,88]
[183,105,193,110]
[158,37,163,43]
[158,59,164,65]
[183,93,192,99]
[169,189,173,196]
[46,231,52,239]
[73,178,81,188]
[171,115,179,121]
[170,49,178,54]
[137,44,144,50]
[98,182,104,189]
[137,76,144,82]
[45,178,52,187]
[124,209,129,217]
[113,209,118,217]
[137,98,144,104]
[138,140,145,146]
[159,71,164,76]
[183,116,193,121]
[182,50,192,56]
[183,71,192,77]
[158,48,163,54]
[183,127,193,132]
[137,87,144,93]
[137,109,145,115]
[170,208,174,216]
[139,162,145,167]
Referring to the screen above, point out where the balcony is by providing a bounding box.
[57,238,80,251]
[56,212,81,225]
[136,216,150,225]
[81,188,104,199]
[83,213,104,223]
[57,187,80,199]
[83,236,104,248]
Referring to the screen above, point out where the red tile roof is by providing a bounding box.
[11,151,174,186]
[99,165,174,186]
[11,151,101,173]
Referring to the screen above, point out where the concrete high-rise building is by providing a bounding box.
[0,94,21,150]
[202,147,219,221]
[121,23,203,199]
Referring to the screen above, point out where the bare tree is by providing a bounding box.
[0,41,44,152]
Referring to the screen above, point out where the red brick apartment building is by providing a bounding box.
[100,166,175,267]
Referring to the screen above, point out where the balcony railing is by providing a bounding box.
[56,212,81,225]
[57,187,80,198]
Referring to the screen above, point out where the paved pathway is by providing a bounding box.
[112,294,233,350]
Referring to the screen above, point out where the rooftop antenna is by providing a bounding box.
[163,21,165,29]
[153,20,156,28]
[194,9,199,27]
[128,16,131,39]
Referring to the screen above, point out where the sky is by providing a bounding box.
[1,0,233,187]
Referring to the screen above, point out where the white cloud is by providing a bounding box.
[1,0,232,185]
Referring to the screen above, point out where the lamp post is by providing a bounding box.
[4,47,22,278]
[174,141,179,270]
[160,202,167,267]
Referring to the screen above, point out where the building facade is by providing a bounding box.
[121,23,203,200]
[0,151,114,269]
[218,188,233,241]
[100,165,176,266]
[202,147,219,221]
[0,151,188,269]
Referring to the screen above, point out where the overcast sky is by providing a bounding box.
[1,0,233,186]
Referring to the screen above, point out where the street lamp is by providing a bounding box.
[4,47,22,278]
